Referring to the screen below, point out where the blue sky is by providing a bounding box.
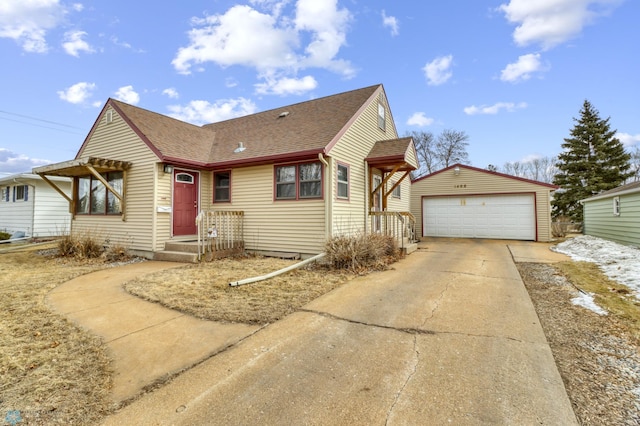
[1,0,638,175]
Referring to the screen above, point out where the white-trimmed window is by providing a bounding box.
[1,186,8,202]
[378,103,386,131]
[275,161,322,200]
[337,163,349,199]
[391,182,401,199]
[14,185,28,202]
[613,196,620,216]
[214,171,231,202]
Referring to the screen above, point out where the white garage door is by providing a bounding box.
[422,194,535,240]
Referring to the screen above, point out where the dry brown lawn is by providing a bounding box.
[124,256,355,325]
[0,243,114,425]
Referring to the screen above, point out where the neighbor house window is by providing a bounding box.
[76,172,123,215]
[2,186,8,202]
[613,196,620,216]
[392,182,401,199]
[14,185,27,201]
[337,163,349,199]
[275,161,322,200]
[214,171,231,202]
[378,103,386,131]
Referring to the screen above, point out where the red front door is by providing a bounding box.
[173,170,199,236]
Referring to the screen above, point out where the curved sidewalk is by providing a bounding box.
[46,261,260,403]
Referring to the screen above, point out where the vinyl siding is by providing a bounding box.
[73,106,161,252]
[0,185,33,235]
[327,90,402,236]
[32,180,72,236]
[583,192,640,247]
[207,165,325,255]
[411,167,554,242]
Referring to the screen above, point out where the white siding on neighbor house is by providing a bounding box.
[411,167,554,242]
[327,90,406,237]
[73,106,161,253]
[583,192,640,247]
[0,185,33,236]
[32,179,72,236]
[207,164,325,255]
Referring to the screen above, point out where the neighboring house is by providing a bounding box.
[410,164,557,242]
[581,181,640,248]
[34,85,419,259]
[0,173,72,238]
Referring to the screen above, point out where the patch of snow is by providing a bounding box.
[552,235,640,298]
[571,291,608,315]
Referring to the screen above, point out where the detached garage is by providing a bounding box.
[410,164,557,242]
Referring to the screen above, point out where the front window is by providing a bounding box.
[337,163,349,199]
[275,161,323,200]
[214,171,231,202]
[76,172,123,215]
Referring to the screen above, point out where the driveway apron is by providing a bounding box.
[102,240,577,425]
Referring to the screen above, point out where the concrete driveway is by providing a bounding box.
[102,239,576,425]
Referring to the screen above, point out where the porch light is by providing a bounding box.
[454,166,460,175]
[163,164,174,174]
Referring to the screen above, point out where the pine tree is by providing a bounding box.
[552,100,632,222]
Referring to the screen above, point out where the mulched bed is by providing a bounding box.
[518,262,640,425]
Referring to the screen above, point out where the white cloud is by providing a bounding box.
[464,102,527,115]
[423,55,453,86]
[114,86,140,105]
[407,112,434,127]
[172,1,354,86]
[0,0,68,53]
[167,98,258,126]
[500,53,546,82]
[498,0,622,50]
[0,148,50,174]
[57,81,97,105]
[617,132,640,147]
[62,30,94,57]
[162,88,179,99]
[255,75,318,95]
[382,10,399,36]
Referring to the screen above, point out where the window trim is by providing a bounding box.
[391,181,401,199]
[378,102,386,131]
[274,161,324,201]
[213,170,231,203]
[613,196,620,216]
[336,162,350,201]
[75,172,123,216]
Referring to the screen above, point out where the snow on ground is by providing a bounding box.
[552,234,640,298]
[571,292,608,315]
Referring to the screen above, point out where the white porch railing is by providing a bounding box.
[196,210,244,260]
[368,211,416,249]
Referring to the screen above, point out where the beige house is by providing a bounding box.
[34,85,419,259]
[411,164,557,242]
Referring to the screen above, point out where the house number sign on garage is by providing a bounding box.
[454,184,467,188]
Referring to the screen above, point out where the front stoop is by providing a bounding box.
[402,242,418,256]
[153,241,199,263]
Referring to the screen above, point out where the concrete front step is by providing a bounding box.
[154,250,198,263]
[402,243,418,255]
[164,241,200,254]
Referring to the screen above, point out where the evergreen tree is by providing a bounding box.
[552,100,632,221]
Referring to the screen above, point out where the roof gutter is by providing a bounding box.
[318,152,332,243]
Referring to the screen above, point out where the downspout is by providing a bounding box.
[318,153,331,241]
[229,252,326,287]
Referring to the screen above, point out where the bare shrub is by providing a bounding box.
[104,241,131,262]
[325,233,399,271]
[552,215,583,238]
[56,231,104,259]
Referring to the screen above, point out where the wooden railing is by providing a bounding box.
[196,210,244,260]
[368,211,416,249]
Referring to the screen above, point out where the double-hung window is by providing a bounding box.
[275,161,322,200]
[76,172,123,215]
[392,182,401,199]
[214,171,231,202]
[337,163,349,199]
[613,196,620,216]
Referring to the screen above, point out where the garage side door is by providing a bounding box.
[422,194,535,240]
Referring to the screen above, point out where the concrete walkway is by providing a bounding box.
[100,239,577,425]
[46,261,260,403]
